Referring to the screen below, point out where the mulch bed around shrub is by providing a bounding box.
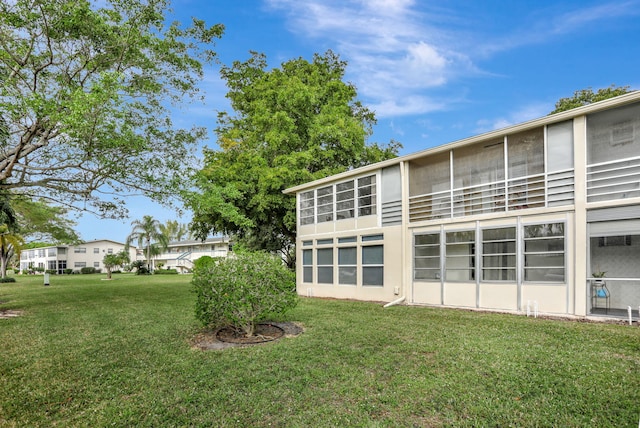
[191,322,304,350]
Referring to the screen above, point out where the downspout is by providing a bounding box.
[384,296,406,308]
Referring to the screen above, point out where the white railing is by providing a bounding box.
[409,170,575,222]
[587,156,640,203]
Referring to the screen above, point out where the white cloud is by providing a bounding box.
[474,102,550,134]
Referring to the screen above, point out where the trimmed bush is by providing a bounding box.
[154,269,178,275]
[64,269,73,275]
[192,251,297,337]
[0,277,16,283]
[80,267,96,274]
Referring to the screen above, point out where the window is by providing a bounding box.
[362,234,383,242]
[317,248,333,284]
[523,223,565,282]
[107,248,113,254]
[338,247,357,285]
[48,261,57,270]
[302,249,313,283]
[414,233,441,280]
[338,236,357,243]
[93,248,100,254]
[300,191,314,225]
[358,175,377,216]
[302,240,313,246]
[47,248,57,257]
[445,231,475,281]
[482,227,516,281]
[362,245,383,286]
[94,262,100,268]
[316,186,334,223]
[336,180,355,220]
[75,247,87,253]
[74,262,86,268]
[38,249,45,257]
[58,260,67,271]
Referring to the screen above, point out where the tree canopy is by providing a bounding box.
[550,85,632,114]
[0,0,223,218]
[186,51,400,267]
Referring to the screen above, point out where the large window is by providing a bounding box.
[523,223,565,282]
[338,247,357,285]
[302,249,313,283]
[316,186,334,223]
[357,176,377,216]
[300,191,315,225]
[362,245,383,286]
[336,181,355,220]
[482,227,516,281]
[74,247,86,254]
[445,231,475,281]
[299,175,378,225]
[317,248,333,284]
[414,233,440,280]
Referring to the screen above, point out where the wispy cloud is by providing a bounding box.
[264,0,639,118]
[474,102,550,134]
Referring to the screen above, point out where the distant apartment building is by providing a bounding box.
[152,237,231,272]
[19,240,137,274]
[20,237,231,274]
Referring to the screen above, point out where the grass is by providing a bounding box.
[1,273,639,427]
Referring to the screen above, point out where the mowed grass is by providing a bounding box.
[1,274,639,427]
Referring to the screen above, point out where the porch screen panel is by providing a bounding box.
[523,223,565,282]
[547,120,574,172]
[587,102,640,164]
[452,140,505,215]
[507,127,545,209]
[587,103,640,202]
[445,230,475,282]
[409,152,451,222]
[414,233,441,280]
[482,227,516,281]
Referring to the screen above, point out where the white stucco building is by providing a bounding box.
[285,92,640,319]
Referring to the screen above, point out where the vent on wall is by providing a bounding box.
[598,235,632,247]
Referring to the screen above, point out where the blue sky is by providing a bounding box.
[75,0,640,242]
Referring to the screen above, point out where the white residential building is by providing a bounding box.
[285,91,640,319]
[152,237,231,272]
[19,240,137,274]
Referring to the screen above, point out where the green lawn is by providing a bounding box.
[1,274,639,427]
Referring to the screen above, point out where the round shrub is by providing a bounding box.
[192,251,297,337]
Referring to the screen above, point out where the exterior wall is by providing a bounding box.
[287,92,640,318]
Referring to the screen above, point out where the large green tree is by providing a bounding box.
[550,85,632,114]
[186,51,400,267]
[0,0,223,218]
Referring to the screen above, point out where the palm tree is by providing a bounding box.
[159,220,191,242]
[126,215,168,272]
[0,225,23,278]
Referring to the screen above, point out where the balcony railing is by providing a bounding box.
[409,169,575,222]
[587,156,640,203]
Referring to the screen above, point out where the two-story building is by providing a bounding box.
[285,91,640,318]
[19,240,138,274]
[153,237,231,272]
